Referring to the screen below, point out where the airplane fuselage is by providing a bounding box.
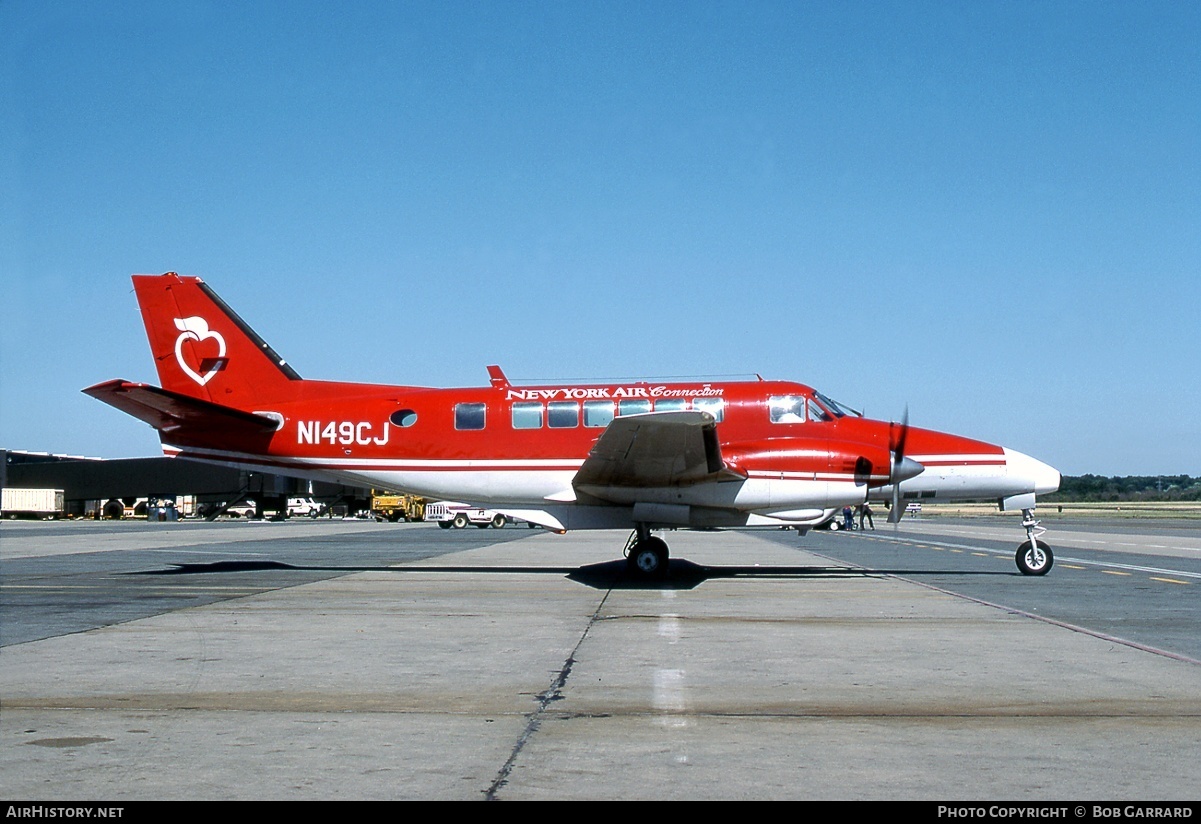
[150,372,1058,532]
[86,272,1061,573]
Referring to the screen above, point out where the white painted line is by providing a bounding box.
[867,534,1201,580]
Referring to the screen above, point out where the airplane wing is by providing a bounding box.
[572,411,744,500]
[83,380,281,438]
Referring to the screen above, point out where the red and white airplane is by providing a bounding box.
[86,273,1061,577]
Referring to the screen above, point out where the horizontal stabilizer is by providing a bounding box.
[82,380,282,438]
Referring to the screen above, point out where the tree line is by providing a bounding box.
[1044,475,1201,502]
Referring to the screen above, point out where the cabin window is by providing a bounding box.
[617,400,652,417]
[547,401,579,428]
[583,401,614,428]
[807,399,832,422]
[654,399,688,413]
[692,398,725,422]
[769,396,806,424]
[512,402,543,429]
[454,402,486,430]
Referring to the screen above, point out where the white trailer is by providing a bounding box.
[424,501,508,529]
[2,488,65,519]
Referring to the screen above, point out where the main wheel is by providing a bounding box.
[452,513,469,529]
[1016,540,1053,576]
[627,537,669,578]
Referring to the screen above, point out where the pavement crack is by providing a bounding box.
[485,589,612,800]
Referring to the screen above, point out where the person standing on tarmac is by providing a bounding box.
[858,502,875,530]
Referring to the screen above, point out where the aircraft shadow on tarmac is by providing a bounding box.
[137,558,1013,591]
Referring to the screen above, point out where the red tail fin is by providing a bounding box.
[133,273,301,406]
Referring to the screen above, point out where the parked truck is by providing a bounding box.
[2,488,65,519]
[287,497,324,518]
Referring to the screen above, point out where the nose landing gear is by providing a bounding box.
[1015,508,1053,575]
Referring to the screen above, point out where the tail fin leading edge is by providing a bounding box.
[132,273,300,406]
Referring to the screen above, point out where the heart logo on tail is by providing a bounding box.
[173,317,227,386]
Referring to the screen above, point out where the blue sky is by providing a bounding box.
[2,1,1198,476]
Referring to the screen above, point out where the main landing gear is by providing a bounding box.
[1015,507,1053,576]
[625,524,669,578]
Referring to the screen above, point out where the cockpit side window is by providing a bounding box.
[813,391,861,418]
[768,396,806,423]
[807,399,831,422]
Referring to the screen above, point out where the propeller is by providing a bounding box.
[887,406,924,525]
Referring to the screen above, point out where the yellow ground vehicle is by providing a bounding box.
[371,493,426,522]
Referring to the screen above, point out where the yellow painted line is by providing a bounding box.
[1149,577,1189,585]
[950,549,963,554]
[972,552,988,557]
[1102,570,1131,576]
[1062,564,1086,570]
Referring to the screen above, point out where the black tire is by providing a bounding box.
[827,519,840,531]
[626,537,669,578]
[491,514,507,529]
[1016,540,1053,576]
[437,520,453,529]
[452,513,469,529]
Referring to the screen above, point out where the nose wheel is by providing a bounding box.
[1016,508,1053,575]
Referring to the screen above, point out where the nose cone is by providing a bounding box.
[1005,449,1061,495]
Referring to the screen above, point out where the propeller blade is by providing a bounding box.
[887,406,921,526]
[889,485,903,525]
[890,405,910,461]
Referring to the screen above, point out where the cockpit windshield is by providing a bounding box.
[813,391,862,419]
[768,392,863,424]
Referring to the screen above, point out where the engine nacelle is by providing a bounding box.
[722,437,891,487]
